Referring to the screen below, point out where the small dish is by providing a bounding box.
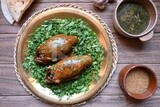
[113,0,158,41]
[119,64,157,100]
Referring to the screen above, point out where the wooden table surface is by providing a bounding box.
[0,0,160,107]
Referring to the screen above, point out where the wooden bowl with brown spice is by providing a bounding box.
[119,64,157,100]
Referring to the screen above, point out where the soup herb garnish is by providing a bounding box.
[23,18,104,98]
[117,2,150,35]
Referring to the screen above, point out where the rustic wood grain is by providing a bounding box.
[0,2,160,35]
[36,0,94,3]
[0,2,160,25]
[0,0,158,3]
[0,0,160,107]
[0,95,160,107]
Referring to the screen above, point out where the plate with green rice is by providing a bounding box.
[14,4,118,106]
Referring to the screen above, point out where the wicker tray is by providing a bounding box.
[14,4,118,106]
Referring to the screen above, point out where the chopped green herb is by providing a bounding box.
[23,18,104,98]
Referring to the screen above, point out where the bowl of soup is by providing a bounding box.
[113,0,158,41]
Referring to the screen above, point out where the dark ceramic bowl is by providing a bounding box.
[119,64,157,100]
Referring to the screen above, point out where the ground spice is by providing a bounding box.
[125,68,150,94]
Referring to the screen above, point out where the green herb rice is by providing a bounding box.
[23,18,104,98]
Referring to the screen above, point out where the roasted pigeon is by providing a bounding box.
[45,55,92,84]
[35,34,78,65]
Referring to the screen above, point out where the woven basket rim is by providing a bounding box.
[14,4,118,106]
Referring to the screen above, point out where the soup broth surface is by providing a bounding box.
[117,2,150,35]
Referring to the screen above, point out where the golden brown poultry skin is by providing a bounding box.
[45,55,92,84]
[35,34,78,65]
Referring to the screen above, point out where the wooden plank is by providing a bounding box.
[0,0,159,3]
[0,2,116,16]
[1,24,160,34]
[1,23,160,34]
[26,0,160,3]
[0,2,160,25]
[115,33,160,64]
[0,95,160,107]
[0,64,159,96]
[0,2,117,24]
[0,63,28,96]
[0,34,16,64]
[0,33,160,64]
[35,0,93,3]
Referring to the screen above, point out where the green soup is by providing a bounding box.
[117,2,150,35]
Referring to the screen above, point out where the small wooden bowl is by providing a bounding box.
[119,65,157,100]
